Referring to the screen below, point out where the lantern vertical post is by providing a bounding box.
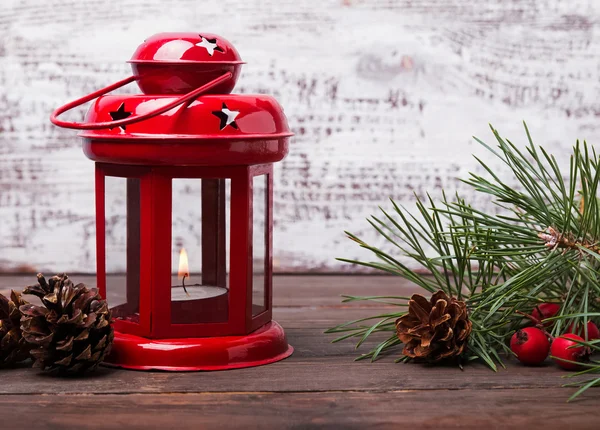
[138,171,153,337]
[229,166,253,333]
[149,170,173,339]
[95,164,106,301]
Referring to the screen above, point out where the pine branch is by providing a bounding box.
[328,122,599,395]
[327,193,536,370]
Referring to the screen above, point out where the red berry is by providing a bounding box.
[551,334,589,370]
[566,321,600,340]
[531,303,560,326]
[510,327,550,365]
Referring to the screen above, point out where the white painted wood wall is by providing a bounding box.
[0,0,599,273]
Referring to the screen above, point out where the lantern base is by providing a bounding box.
[102,321,293,371]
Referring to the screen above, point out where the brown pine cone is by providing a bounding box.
[20,273,114,374]
[396,290,472,362]
[0,290,31,366]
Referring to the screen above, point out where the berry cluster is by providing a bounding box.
[509,303,597,369]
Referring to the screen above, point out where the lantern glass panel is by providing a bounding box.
[105,176,141,324]
[171,178,230,324]
[252,174,268,316]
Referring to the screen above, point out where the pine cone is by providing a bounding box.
[396,290,472,362]
[20,273,114,374]
[0,290,31,366]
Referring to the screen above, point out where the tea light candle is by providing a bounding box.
[172,247,227,301]
[171,284,227,301]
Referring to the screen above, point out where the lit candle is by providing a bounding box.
[172,248,227,301]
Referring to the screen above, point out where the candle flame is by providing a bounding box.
[178,248,189,280]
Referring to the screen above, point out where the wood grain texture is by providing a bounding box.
[0,275,598,428]
[0,1,600,273]
[0,356,586,395]
[1,390,599,430]
[0,274,412,308]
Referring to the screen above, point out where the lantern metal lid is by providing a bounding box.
[128,32,244,65]
[128,32,245,95]
[80,94,292,140]
[80,93,292,166]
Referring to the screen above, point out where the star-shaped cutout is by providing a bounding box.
[109,102,132,131]
[195,35,224,56]
[212,102,239,130]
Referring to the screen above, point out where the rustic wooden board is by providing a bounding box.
[0,274,411,308]
[0,275,598,429]
[0,274,412,329]
[1,1,599,273]
[1,390,599,430]
[0,355,585,395]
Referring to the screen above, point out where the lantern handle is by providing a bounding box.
[50,72,233,130]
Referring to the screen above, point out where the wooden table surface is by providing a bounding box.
[1,275,599,429]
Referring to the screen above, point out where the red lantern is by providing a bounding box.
[50,33,293,371]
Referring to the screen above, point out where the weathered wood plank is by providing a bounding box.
[0,274,408,329]
[0,270,585,396]
[0,357,583,395]
[0,390,597,430]
[1,1,599,273]
[0,275,416,308]
[0,274,598,428]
